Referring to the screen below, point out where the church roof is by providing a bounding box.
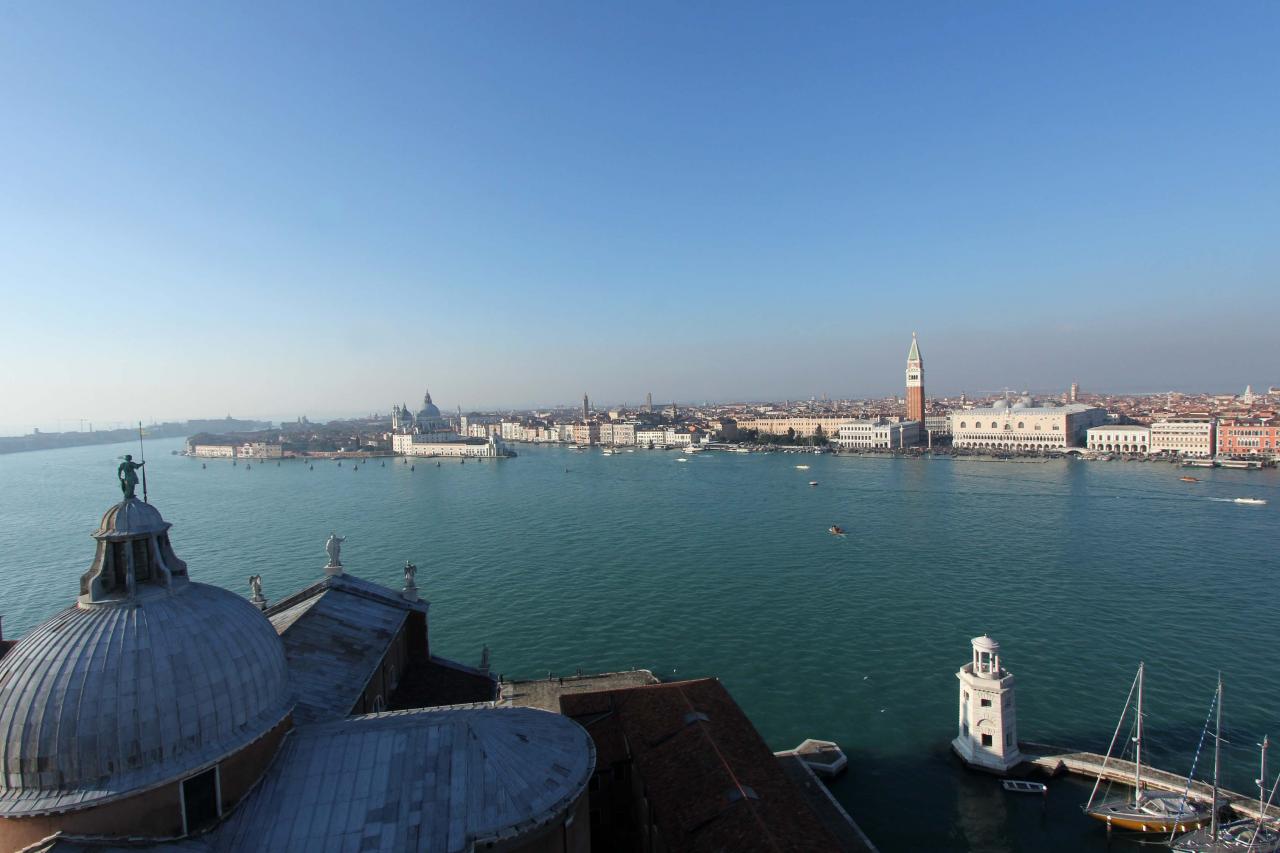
[0,582,291,817]
[266,573,428,725]
[208,705,594,852]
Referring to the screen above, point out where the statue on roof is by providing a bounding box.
[117,455,145,499]
[324,532,345,568]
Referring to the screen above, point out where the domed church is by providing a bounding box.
[0,491,595,852]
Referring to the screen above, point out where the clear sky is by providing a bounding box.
[2,2,1277,433]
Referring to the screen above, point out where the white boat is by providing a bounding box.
[676,457,688,462]
[795,464,810,470]
[1234,498,1268,505]
[809,481,819,487]
[1172,714,1280,851]
[601,449,614,455]
[1002,780,1047,794]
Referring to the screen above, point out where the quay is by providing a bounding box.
[1019,742,1280,822]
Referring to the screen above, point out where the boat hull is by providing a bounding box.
[1085,804,1209,834]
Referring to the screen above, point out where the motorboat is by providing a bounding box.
[676,457,688,462]
[828,525,846,536]
[795,464,811,470]
[1180,476,1200,483]
[1084,663,1212,833]
[1234,498,1267,505]
[1002,780,1047,794]
[809,481,819,486]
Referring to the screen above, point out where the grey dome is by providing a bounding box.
[0,583,291,816]
[95,498,169,539]
[992,399,1010,410]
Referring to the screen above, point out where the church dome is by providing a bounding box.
[418,390,442,420]
[992,399,1010,410]
[0,502,291,817]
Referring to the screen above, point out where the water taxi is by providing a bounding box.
[1234,497,1267,505]
[809,481,819,486]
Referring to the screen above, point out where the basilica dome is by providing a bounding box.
[417,389,442,421]
[0,500,291,817]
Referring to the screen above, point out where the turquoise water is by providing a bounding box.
[2,439,1278,852]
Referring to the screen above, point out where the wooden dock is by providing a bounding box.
[1019,742,1279,822]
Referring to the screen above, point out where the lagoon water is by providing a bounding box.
[2,438,1278,852]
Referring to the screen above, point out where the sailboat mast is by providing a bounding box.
[1259,735,1270,835]
[1211,674,1222,840]
[1134,661,1144,800]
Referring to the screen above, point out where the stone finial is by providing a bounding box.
[401,561,419,602]
[479,644,491,675]
[249,575,267,610]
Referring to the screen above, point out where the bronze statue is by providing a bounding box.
[117,455,145,499]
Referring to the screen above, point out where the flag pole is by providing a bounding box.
[138,421,148,503]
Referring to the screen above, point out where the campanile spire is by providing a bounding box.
[906,332,925,423]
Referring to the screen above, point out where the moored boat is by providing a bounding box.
[1084,663,1212,834]
[1002,780,1047,794]
[1172,735,1280,852]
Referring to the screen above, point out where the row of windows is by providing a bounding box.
[958,421,1060,431]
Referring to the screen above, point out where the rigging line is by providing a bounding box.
[1168,684,1218,844]
[1246,772,1280,853]
[1088,666,1141,811]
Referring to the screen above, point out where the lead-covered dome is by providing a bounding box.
[0,500,291,817]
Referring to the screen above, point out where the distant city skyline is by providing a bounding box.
[3,4,1278,436]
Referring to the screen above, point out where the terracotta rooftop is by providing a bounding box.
[560,678,845,853]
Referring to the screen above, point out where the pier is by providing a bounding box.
[1020,742,1280,822]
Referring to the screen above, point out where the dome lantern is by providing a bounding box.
[79,497,189,605]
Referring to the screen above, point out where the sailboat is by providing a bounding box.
[1084,663,1212,833]
[1173,731,1280,852]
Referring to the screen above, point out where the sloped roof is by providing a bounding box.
[265,573,427,725]
[560,679,842,853]
[209,705,594,852]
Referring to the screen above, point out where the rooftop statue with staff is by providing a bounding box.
[117,454,145,499]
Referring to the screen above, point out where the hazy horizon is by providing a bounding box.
[4,3,1278,437]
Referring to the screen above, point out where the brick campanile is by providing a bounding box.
[906,332,925,423]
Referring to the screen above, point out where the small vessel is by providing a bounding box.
[676,457,688,462]
[809,481,819,486]
[1180,476,1200,483]
[1084,663,1211,833]
[601,449,614,455]
[1172,713,1280,852]
[1002,780,1047,794]
[828,525,846,536]
[1234,498,1268,505]
[202,463,206,469]
[795,464,811,470]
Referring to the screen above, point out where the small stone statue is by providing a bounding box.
[403,561,417,587]
[117,455,145,499]
[248,575,266,609]
[324,532,345,567]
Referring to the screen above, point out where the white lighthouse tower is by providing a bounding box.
[951,635,1021,773]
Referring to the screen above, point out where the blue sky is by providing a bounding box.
[2,2,1277,432]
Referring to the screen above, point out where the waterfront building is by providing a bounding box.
[499,421,527,442]
[610,421,637,446]
[1216,416,1280,457]
[571,422,599,446]
[834,419,922,449]
[1085,424,1150,453]
[237,441,283,459]
[906,332,925,424]
[392,432,511,457]
[951,636,1021,774]
[188,443,236,458]
[949,398,1105,450]
[1149,417,1216,457]
[925,414,950,436]
[735,415,851,439]
[635,427,667,448]
[597,422,614,445]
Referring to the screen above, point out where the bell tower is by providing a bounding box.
[905,332,925,425]
[951,635,1021,773]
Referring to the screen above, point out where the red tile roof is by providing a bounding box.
[561,678,843,853]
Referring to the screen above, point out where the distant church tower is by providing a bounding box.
[582,393,590,421]
[905,332,925,423]
[951,635,1021,774]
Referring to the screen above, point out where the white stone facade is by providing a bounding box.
[1149,419,1216,457]
[190,444,236,458]
[833,419,921,449]
[949,402,1105,450]
[392,433,508,457]
[952,636,1020,774]
[1085,425,1150,453]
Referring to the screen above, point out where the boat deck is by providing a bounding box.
[1019,742,1280,822]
